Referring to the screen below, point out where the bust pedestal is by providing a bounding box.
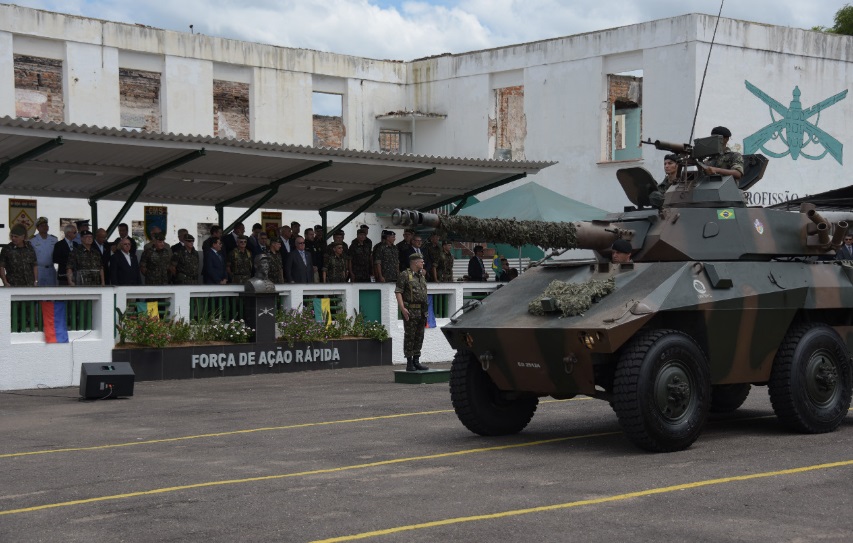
[242,293,277,343]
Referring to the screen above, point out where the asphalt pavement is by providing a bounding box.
[0,365,851,542]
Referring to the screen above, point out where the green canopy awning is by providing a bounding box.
[458,182,607,221]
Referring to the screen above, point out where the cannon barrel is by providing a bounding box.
[391,209,629,251]
[652,140,688,153]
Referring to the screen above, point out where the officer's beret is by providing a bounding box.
[612,239,632,253]
[711,126,732,138]
[334,230,345,236]
[10,224,27,237]
[152,232,165,241]
[36,217,49,226]
[409,253,424,261]
[184,234,195,242]
[80,230,94,238]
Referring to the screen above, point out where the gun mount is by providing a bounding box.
[421,135,853,454]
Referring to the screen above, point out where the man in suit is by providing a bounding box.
[94,228,112,284]
[110,237,141,285]
[203,237,228,284]
[467,245,489,281]
[836,235,853,260]
[111,222,137,257]
[285,236,314,283]
[52,223,78,286]
[222,222,245,255]
[171,228,188,254]
[399,234,428,272]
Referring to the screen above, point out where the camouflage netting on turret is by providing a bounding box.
[435,216,579,249]
[528,277,616,317]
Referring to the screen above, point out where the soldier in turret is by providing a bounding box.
[611,239,633,264]
[705,126,743,180]
[396,252,429,372]
[171,234,200,284]
[139,232,172,285]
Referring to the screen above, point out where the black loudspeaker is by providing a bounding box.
[80,362,135,399]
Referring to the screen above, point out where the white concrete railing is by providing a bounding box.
[0,282,499,391]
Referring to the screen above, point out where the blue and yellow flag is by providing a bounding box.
[313,298,333,327]
[135,301,160,320]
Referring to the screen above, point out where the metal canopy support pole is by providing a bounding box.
[0,137,63,185]
[449,196,469,216]
[90,149,206,235]
[418,172,527,212]
[216,160,333,234]
[320,210,327,241]
[326,193,382,239]
[318,167,437,241]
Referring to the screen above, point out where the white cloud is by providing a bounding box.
[8,0,850,60]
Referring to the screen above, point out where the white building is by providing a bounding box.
[1,4,851,228]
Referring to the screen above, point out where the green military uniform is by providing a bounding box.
[437,250,455,282]
[139,246,172,285]
[395,267,428,358]
[0,242,37,286]
[68,245,103,285]
[708,148,744,177]
[228,248,253,284]
[348,240,373,282]
[171,247,200,284]
[425,241,442,282]
[268,251,285,283]
[324,253,348,283]
[375,243,400,282]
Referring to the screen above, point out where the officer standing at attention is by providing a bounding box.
[170,234,200,284]
[139,232,172,285]
[395,252,430,372]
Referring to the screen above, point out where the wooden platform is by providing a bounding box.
[394,368,451,384]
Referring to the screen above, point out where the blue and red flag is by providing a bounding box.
[40,301,69,343]
[425,295,437,329]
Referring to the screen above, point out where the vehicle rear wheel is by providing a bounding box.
[613,329,710,452]
[710,384,751,413]
[450,350,538,436]
[768,323,852,433]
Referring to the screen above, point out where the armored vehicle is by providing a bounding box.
[392,136,853,452]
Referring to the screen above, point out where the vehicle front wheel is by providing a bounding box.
[613,330,710,452]
[768,323,852,433]
[450,350,538,436]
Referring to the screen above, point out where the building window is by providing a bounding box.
[213,80,250,140]
[379,129,412,154]
[119,68,161,132]
[606,73,642,161]
[13,55,64,123]
[490,85,525,160]
[312,92,344,148]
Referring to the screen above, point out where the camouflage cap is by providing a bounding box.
[409,252,424,261]
[80,230,94,238]
[332,241,344,248]
[184,234,195,242]
[35,216,49,226]
[10,224,27,237]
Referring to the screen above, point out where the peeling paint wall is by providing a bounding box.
[213,79,250,140]
[119,68,161,131]
[606,74,642,161]
[13,54,63,122]
[491,85,526,160]
[312,115,344,148]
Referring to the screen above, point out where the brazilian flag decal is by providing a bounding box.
[717,209,735,220]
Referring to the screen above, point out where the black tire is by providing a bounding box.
[710,384,751,413]
[768,323,853,433]
[450,350,538,436]
[613,329,710,452]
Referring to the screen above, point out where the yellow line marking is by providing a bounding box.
[311,459,853,542]
[0,398,591,460]
[0,431,617,516]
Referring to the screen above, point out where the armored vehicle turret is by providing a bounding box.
[392,136,853,452]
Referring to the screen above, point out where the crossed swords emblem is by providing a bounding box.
[744,80,847,164]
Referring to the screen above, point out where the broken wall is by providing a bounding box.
[313,115,344,148]
[119,68,161,131]
[489,85,526,160]
[14,55,64,122]
[213,80,250,140]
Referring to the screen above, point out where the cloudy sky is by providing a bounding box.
[8,0,849,60]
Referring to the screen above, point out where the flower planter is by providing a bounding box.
[112,339,392,381]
